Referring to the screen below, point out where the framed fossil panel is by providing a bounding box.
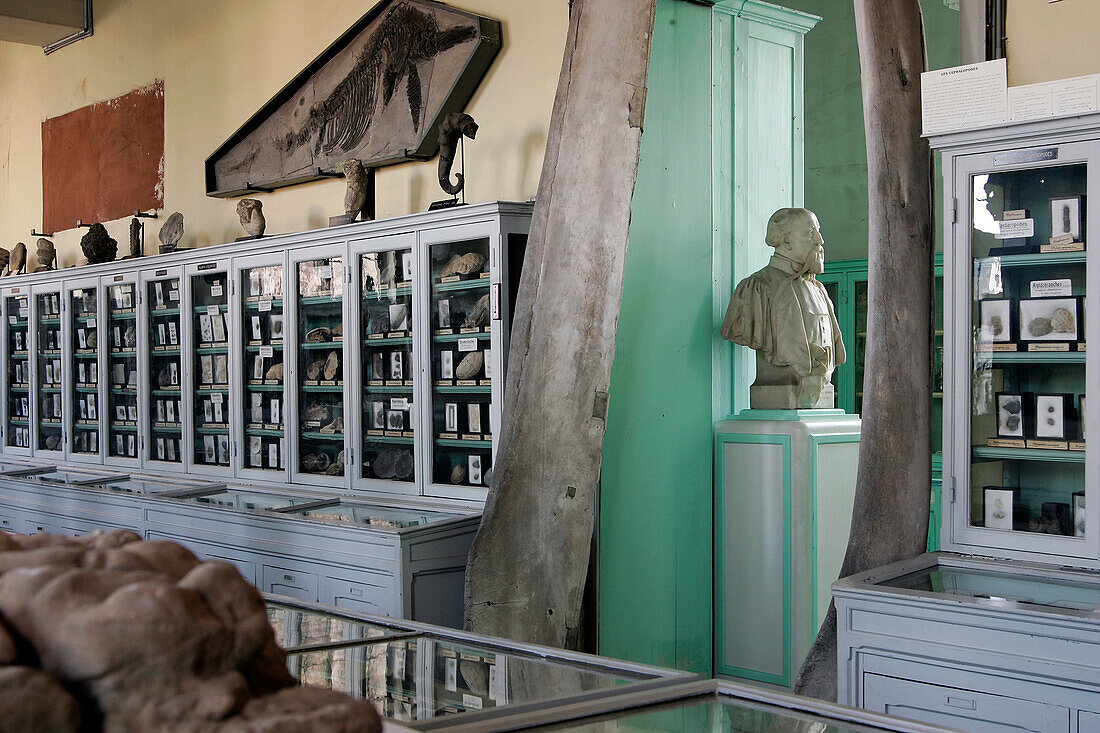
[205,0,501,197]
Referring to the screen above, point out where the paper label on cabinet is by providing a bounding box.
[87,318,96,328]
[390,398,408,410]
[211,285,223,297]
[18,308,27,318]
[7,317,14,325]
[1028,342,1070,351]
[258,299,272,312]
[996,218,1034,239]
[1003,209,1028,220]
[1026,439,1069,451]
[461,694,483,710]
[1041,240,1086,253]
[1070,441,1086,452]
[317,265,331,279]
[169,290,180,301]
[211,392,224,404]
[260,346,274,358]
[987,437,1026,448]
[207,305,220,316]
[1050,233,1075,246]
[457,337,478,352]
[1030,279,1072,297]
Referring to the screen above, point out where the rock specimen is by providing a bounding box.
[328,159,372,227]
[439,252,485,279]
[326,450,346,476]
[1003,399,1022,414]
[437,112,479,196]
[990,314,1003,336]
[34,239,56,272]
[394,450,414,480]
[306,326,332,342]
[237,199,267,238]
[464,293,490,328]
[313,453,332,471]
[373,449,399,479]
[1051,307,1075,334]
[456,351,484,379]
[79,224,117,264]
[124,323,137,348]
[86,331,97,349]
[306,359,325,381]
[45,435,61,450]
[1028,317,1054,337]
[0,247,9,275]
[370,311,390,334]
[333,322,343,338]
[159,212,184,253]
[304,402,330,423]
[0,530,381,731]
[323,351,340,380]
[265,362,284,381]
[9,242,27,275]
[450,464,467,484]
[320,416,343,435]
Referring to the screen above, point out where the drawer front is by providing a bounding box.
[22,518,62,536]
[322,575,393,617]
[864,673,1069,733]
[1081,711,1100,733]
[263,564,319,603]
[145,532,259,586]
[0,510,17,534]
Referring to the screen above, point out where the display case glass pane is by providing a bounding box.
[184,488,316,511]
[854,279,867,417]
[5,295,30,448]
[880,563,1100,612]
[69,287,99,456]
[360,249,415,483]
[428,239,492,488]
[292,502,463,529]
[191,271,230,467]
[267,602,392,649]
[107,283,139,459]
[242,264,286,473]
[35,292,63,451]
[296,256,345,477]
[969,163,1086,539]
[148,277,183,463]
[17,468,119,486]
[288,636,650,724]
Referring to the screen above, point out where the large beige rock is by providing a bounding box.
[0,530,381,732]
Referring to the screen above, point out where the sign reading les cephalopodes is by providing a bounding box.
[921,59,1007,135]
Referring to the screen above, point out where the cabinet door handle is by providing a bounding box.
[283,574,294,582]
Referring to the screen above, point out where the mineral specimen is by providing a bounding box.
[265,362,284,381]
[0,248,9,274]
[320,416,343,435]
[439,252,485,278]
[456,351,484,379]
[1006,415,1021,431]
[373,449,399,479]
[34,239,56,272]
[343,159,370,219]
[79,224,117,264]
[9,242,27,274]
[333,322,343,338]
[463,293,490,328]
[124,323,137,348]
[990,314,1003,336]
[1028,317,1053,337]
[370,311,390,334]
[1003,399,1021,414]
[1051,307,1075,334]
[323,350,340,380]
[306,326,331,342]
[128,217,142,258]
[394,450,414,480]
[306,358,325,380]
[158,212,184,253]
[304,402,330,423]
[450,464,467,484]
[314,453,331,471]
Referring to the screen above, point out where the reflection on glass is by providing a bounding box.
[187,489,313,511]
[361,249,415,483]
[881,564,1100,613]
[192,271,230,467]
[107,283,139,459]
[288,637,639,723]
[242,264,286,473]
[69,287,99,455]
[293,502,462,529]
[428,239,492,488]
[296,257,345,477]
[36,292,63,451]
[148,277,183,463]
[5,295,30,448]
[267,602,390,649]
[969,164,1086,538]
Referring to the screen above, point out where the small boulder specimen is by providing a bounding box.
[0,531,381,731]
[1051,308,1075,334]
[306,359,325,381]
[456,351,484,380]
[306,327,331,343]
[265,362,284,381]
[80,224,117,264]
[394,450,414,480]
[127,217,143,258]
[450,464,467,484]
[9,242,27,274]
[34,239,56,272]
[439,252,485,279]
[330,159,373,226]
[159,212,184,253]
[1028,317,1054,338]
[323,351,340,380]
[373,449,398,479]
[0,247,9,275]
[237,199,267,238]
[463,294,490,328]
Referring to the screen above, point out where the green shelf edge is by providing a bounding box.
[435,438,492,449]
[195,427,230,435]
[109,424,138,432]
[196,346,229,355]
[149,308,181,317]
[192,304,229,313]
[302,384,343,393]
[244,299,284,310]
[245,344,284,352]
[434,385,491,394]
[978,251,1086,268]
[982,351,1085,364]
[433,331,490,343]
[364,434,415,445]
[972,446,1085,463]
[433,278,491,293]
[301,432,345,441]
[300,341,344,350]
[364,384,414,393]
[362,336,413,345]
[246,428,285,437]
[246,384,284,392]
[299,296,343,306]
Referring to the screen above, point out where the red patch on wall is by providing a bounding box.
[42,81,164,234]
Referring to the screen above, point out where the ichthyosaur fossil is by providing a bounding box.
[281,2,478,157]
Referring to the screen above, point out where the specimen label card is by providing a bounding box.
[1031,279,1072,297]
[921,59,1007,135]
[996,219,1033,239]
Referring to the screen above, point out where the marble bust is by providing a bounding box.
[721,207,846,409]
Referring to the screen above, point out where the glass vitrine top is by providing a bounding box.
[291,502,464,530]
[184,488,318,512]
[267,602,394,649]
[97,477,217,496]
[968,161,1087,544]
[16,468,124,486]
[880,563,1100,613]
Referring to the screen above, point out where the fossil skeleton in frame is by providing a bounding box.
[206,0,501,197]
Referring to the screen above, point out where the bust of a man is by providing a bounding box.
[721,207,846,409]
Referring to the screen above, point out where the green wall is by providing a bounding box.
[598,0,715,676]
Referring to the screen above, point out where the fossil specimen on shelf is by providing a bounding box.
[437,112,478,196]
[80,224,117,265]
[323,351,340,380]
[158,212,184,253]
[236,199,266,238]
[439,252,485,278]
[306,326,332,342]
[9,242,27,274]
[265,362,284,381]
[34,239,56,272]
[464,293,490,328]
[456,351,483,380]
[306,358,325,381]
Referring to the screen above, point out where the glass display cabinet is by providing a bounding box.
[290,245,348,488]
[424,231,498,501]
[105,275,140,465]
[235,254,287,481]
[352,234,418,495]
[66,279,102,462]
[945,135,1095,564]
[4,291,31,453]
[142,268,184,467]
[32,286,63,457]
[187,259,232,474]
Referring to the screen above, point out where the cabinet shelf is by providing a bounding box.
[195,426,229,435]
[150,308,180,317]
[436,437,492,448]
[151,349,182,357]
[434,385,491,395]
[299,295,342,306]
[302,384,343,393]
[246,383,283,392]
[151,389,182,396]
[301,431,344,442]
[9,353,27,359]
[195,386,229,394]
[109,312,136,321]
[40,318,60,325]
[151,425,182,434]
[363,286,412,298]
[245,344,283,353]
[364,384,413,393]
[74,387,97,394]
[74,352,99,360]
[109,424,138,432]
[433,278,490,293]
[300,340,344,350]
[246,427,284,437]
[364,434,415,445]
[196,346,228,354]
[972,446,1085,463]
[979,250,1086,268]
[434,331,490,342]
[110,349,137,356]
[362,335,412,345]
[8,420,28,426]
[244,298,283,310]
[979,351,1085,364]
[193,304,228,313]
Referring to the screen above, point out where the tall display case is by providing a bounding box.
[186,258,233,476]
[64,278,102,463]
[142,267,184,468]
[3,290,31,454]
[105,274,140,466]
[32,285,63,458]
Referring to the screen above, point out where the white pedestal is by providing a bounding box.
[714,408,861,687]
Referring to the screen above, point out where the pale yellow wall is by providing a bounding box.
[1006,0,1100,86]
[0,0,567,269]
